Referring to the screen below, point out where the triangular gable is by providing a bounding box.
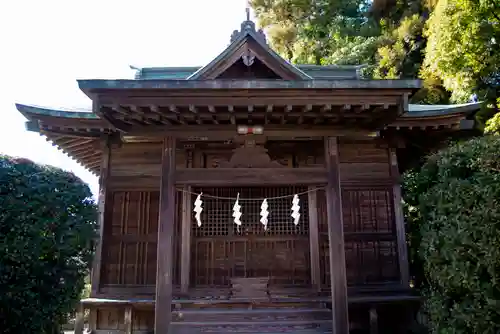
[188,20,311,80]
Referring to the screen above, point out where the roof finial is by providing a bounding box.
[230,2,267,44]
[245,3,250,21]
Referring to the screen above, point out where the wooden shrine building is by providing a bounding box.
[17,17,480,334]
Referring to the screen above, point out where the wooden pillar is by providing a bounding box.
[124,306,133,334]
[90,136,111,297]
[180,185,192,294]
[389,148,410,286]
[88,308,97,332]
[73,303,84,334]
[369,306,379,334]
[307,187,321,292]
[324,137,349,334]
[155,136,177,334]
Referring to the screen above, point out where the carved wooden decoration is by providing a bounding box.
[219,139,284,168]
[242,48,256,67]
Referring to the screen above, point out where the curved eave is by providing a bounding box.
[389,102,481,130]
[403,102,481,117]
[16,104,111,175]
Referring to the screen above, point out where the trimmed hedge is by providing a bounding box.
[0,156,97,334]
[403,136,500,333]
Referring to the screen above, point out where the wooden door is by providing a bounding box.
[190,186,311,287]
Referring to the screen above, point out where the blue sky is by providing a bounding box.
[0,0,251,197]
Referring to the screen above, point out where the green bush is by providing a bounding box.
[0,156,97,334]
[402,136,500,333]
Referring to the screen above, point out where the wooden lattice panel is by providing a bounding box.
[342,188,394,233]
[344,240,399,285]
[190,186,310,287]
[192,186,309,237]
[100,190,182,288]
[317,187,400,288]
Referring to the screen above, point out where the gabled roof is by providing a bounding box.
[134,64,362,80]
[186,19,311,80]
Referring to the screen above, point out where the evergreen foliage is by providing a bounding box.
[250,0,499,124]
[0,156,97,334]
[402,136,500,333]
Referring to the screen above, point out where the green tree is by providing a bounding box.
[485,103,500,135]
[251,0,451,102]
[423,0,500,111]
[402,136,500,333]
[0,156,97,334]
[251,0,377,64]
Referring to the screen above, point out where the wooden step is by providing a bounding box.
[170,322,333,333]
[174,299,328,310]
[173,307,332,322]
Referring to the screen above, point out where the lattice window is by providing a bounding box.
[190,186,311,287]
[342,188,395,233]
[192,186,309,237]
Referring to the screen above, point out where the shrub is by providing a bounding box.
[402,136,500,333]
[0,156,97,334]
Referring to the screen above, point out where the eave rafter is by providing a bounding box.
[98,102,402,128]
[41,130,102,175]
[94,87,412,128]
[16,104,113,175]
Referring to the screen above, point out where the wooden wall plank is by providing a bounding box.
[91,137,111,296]
[389,148,410,286]
[155,136,177,334]
[175,168,327,185]
[308,187,321,292]
[324,137,349,334]
[100,191,160,287]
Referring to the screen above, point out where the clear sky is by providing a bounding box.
[0,0,252,197]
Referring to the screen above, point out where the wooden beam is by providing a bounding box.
[308,187,321,292]
[94,100,131,132]
[180,185,192,294]
[324,137,349,334]
[155,136,177,334]
[175,168,327,186]
[100,94,401,107]
[90,137,111,297]
[389,148,410,286]
[123,125,379,139]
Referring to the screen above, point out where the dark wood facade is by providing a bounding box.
[89,135,409,333]
[16,17,479,334]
